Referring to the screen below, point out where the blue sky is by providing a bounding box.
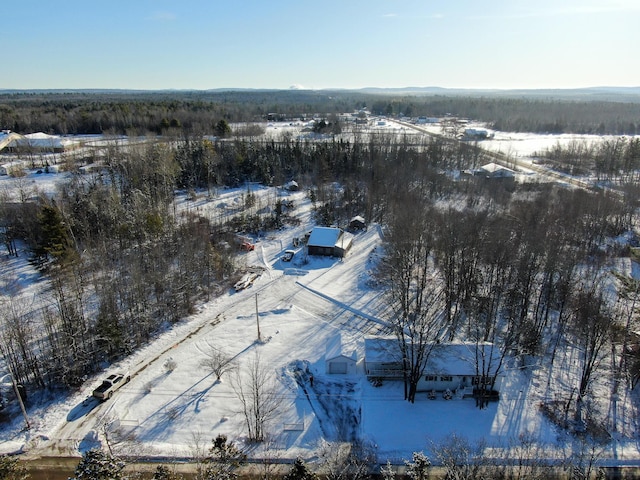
[2,0,638,90]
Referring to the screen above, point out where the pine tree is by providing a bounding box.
[35,204,76,266]
[0,455,29,480]
[153,464,184,480]
[70,449,125,480]
[204,434,246,480]
[405,451,431,480]
[380,460,396,480]
[283,457,318,480]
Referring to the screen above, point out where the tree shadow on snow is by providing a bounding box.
[134,371,222,441]
[67,396,101,422]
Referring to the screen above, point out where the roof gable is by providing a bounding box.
[326,334,357,361]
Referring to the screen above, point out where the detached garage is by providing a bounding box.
[325,335,357,375]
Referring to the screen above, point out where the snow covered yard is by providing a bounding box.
[5,208,637,465]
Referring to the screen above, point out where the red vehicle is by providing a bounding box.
[240,241,255,251]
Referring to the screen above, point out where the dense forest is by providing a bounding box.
[1,89,639,135]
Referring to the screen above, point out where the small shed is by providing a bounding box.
[284,180,299,191]
[307,227,353,257]
[325,335,357,375]
[349,215,367,231]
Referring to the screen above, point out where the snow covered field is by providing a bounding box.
[1,125,640,466]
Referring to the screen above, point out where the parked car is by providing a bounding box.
[92,371,130,401]
[282,250,295,262]
[234,272,259,291]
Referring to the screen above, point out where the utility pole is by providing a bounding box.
[5,368,30,430]
[255,293,261,342]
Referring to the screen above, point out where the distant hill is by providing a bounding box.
[354,86,640,102]
[2,86,640,102]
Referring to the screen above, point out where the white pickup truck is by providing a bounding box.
[92,371,130,401]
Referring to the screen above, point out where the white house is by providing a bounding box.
[307,226,353,257]
[325,335,358,375]
[9,132,80,153]
[364,336,504,395]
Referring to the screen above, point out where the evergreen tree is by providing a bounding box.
[0,455,29,480]
[283,457,318,480]
[215,119,231,137]
[70,449,125,480]
[35,204,75,266]
[380,461,395,480]
[204,434,246,480]
[405,452,431,480]
[153,464,184,480]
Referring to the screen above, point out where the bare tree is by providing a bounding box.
[200,347,235,382]
[431,433,488,480]
[496,432,552,480]
[232,352,280,442]
[563,437,605,480]
[320,440,376,480]
[570,276,614,404]
[187,430,209,479]
[379,198,446,403]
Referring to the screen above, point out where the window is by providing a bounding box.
[472,376,488,386]
[440,376,453,382]
[425,375,437,381]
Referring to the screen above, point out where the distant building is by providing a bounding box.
[9,132,80,153]
[463,128,490,140]
[307,226,353,257]
[476,162,515,179]
[348,215,367,231]
[0,131,22,153]
[284,180,299,191]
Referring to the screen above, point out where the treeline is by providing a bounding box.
[373,96,640,135]
[1,89,639,135]
[535,136,640,182]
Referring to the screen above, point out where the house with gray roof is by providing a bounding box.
[307,226,353,257]
[364,336,504,396]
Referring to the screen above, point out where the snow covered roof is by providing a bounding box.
[12,132,79,149]
[0,132,22,151]
[350,215,365,224]
[478,162,515,175]
[325,334,357,362]
[364,336,403,364]
[307,227,342,248]
[364,336,502,376]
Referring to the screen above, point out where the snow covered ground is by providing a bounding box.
[1,126,640,466]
